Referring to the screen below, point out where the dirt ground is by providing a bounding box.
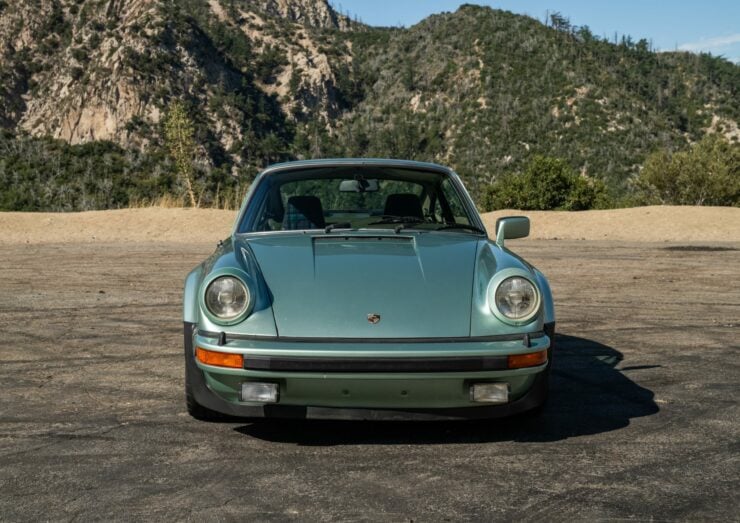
[1,237,738,521]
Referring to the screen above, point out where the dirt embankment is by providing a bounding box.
[0,208,238,244]
[482,206,740,242]
[0,205,738,244]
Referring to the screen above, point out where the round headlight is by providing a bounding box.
[205,276,250,321]
[494,276,539,321]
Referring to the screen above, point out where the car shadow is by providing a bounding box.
[233,334,659,445]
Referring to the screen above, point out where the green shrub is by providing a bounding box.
[633,135,739,206]
[71,48,88,63]
[483,156,610,211]
[254,45,288,84]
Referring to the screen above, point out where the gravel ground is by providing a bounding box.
[0,240,738,521]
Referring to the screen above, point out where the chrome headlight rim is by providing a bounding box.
[487,271,541,325]
[199,269,255,326]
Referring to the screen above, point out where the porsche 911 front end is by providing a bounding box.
[183,159,555,421]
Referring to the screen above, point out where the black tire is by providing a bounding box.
[184,323,228,422]
[185,372,227,421]
[520,324,555,418]
[520,380,548,418]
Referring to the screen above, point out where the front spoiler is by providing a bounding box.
[184,323,550,421]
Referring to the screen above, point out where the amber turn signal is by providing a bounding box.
[508,350,548,369]
[196,347,244,369]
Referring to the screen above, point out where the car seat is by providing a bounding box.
[283,195,326,230]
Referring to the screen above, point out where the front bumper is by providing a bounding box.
[185,323,552,420]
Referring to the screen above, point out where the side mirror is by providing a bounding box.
[495,216,530,246]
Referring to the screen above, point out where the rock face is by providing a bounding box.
[13,0,162,147]
[0,0,354,155]
[257,0,353,30]
[208,0,350,120]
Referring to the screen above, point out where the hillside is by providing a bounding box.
[0,0,738,211]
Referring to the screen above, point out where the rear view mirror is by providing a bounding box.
[495,216,530,246]
[339,179,379,192]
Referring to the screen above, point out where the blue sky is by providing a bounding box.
[331,1,740,63]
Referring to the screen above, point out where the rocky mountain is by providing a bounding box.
[257,0,353,30]
[0,0,737,210]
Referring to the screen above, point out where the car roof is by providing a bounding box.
[258,158,455,177]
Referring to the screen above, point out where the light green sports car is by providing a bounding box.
[184,159,555,420]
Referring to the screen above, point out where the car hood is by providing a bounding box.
[242,232,479,338]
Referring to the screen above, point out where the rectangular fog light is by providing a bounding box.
[470,383,509,404]
[241,382,279,403]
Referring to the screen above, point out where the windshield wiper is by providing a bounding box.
[368,216,425,225]
[434,223,487,235]
[324,222,353,233]
[367,216,427,234]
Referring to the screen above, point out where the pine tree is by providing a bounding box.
[164,101,197,207]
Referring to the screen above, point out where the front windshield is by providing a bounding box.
[240,166,481,234]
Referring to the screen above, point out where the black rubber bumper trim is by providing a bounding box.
[243,355,508,373]
[197,329,546,344]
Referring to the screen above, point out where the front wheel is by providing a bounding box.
[184,322,228,422]
[520,380,548,418]
[185,371,226,421]
[520,331,554,418]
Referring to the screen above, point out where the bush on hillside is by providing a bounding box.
[633,135,739,206]
[483,156,610,211]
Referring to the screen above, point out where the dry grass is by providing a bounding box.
[128,194,187,209]
[128,191,244,210]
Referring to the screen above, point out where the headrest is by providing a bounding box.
[283,195,326,230]
[384,193,424,219]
